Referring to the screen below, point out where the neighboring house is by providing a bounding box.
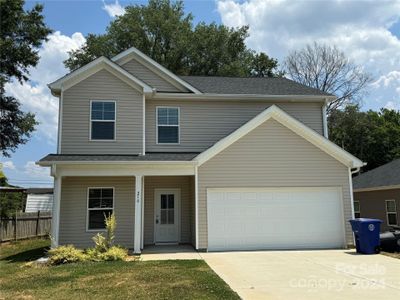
[353,159,400,231]
[25,188,54,213]
[37,46,363,253]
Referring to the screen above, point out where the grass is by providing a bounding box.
[0,239,239,300]
[381,251,400,259]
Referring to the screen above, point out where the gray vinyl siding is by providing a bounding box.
[121,59,184,92]
[143,176,194,245]
[59,176,135,248]
[61,69,143,154]
[146,100,324,152]
[197,119,352,249]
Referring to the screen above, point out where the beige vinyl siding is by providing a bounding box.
[197,119,352,249]
[61,69,143,154]
[143,176,194,245]
[59,176,135,248]
[121,59,184,92]
[146,100,324,152]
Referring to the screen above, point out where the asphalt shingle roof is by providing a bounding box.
[38,153,199,163]
[180,76,332,96]
[353,159,400,190]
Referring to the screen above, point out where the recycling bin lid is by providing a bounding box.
[351,218,382,223]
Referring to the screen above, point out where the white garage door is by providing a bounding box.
[207,187,345,251]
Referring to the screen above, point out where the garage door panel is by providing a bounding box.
[207,187,344,251]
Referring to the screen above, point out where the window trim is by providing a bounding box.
[354,200,360,218]
[89,100,117,142]
[86,187,115,232]
[385,199,398,226]
[156,106,180,145]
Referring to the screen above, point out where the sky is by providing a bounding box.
[1,0,400,187]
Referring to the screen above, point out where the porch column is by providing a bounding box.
[51,176,61,248]
[134,175,143,254]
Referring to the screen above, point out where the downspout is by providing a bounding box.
[57,88,63,154]
[322,98,329,138]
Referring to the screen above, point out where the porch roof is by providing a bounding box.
[37,153,199,165]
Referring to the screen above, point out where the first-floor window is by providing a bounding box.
[386,200,398,226]
[87,188,114,230]
[354,201,361,218]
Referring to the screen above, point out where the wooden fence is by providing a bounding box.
[0,211,52,242]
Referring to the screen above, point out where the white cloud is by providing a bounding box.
[2,161,16,170]
[4,31,86,144]
[217,0,400,110]
[24,161,52,181]
[384,101,399,110]
[102,0,125,17]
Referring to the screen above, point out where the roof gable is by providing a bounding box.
[194,105,364,168]
[111,47,201,94]
[48,57,153,95]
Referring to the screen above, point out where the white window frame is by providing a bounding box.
[385,199,398,226]
[89,100,117,141]
[86,187,115,232]
[156,106,180,145]
[354,200,360,218]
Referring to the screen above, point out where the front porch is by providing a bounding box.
[48,161,198,254]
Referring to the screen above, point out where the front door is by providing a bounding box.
[154,189,180,243]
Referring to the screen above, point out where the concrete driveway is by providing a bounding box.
[201,250,400,300]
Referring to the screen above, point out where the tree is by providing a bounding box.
[64,0,280,77]
[329,105,400,172]
[283,42,371,112]
[0,170,25,217]
[250,52,280,77]
[0,0,51,157]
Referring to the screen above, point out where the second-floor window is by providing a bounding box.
[157,107,179,144]
[91,101,116,140]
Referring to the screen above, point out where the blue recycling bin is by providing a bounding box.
[349,218,382,254]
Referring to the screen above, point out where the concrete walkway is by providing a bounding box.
[201,250,400,300]
[140,245,202,261]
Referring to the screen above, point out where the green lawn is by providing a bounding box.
[0,239,239,300]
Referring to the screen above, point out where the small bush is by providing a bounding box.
[98,246,128,261]
[92,213,117,252]
[92,233,108,253]
[48,245,87,265]
[48,214,129,265]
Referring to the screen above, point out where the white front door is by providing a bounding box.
[154,189,180,243]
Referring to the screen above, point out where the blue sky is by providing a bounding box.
[2,0,400,187]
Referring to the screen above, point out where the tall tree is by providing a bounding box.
[283,42,371,112]
[329,105,400,172]
[64,0,280,77]
[0,0,52,157]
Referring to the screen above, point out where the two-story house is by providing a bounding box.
[37,47,363,253]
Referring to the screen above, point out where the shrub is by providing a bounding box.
[98,246,128,261]
[48,214,128,265]
[48,245,87,265]
[92,213,116,253]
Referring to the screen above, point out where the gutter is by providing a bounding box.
[151,93,336,102]
[36,160,198,167]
